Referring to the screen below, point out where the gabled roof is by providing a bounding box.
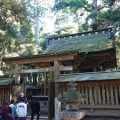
[43,28,114,55]
[2,27,116,67]
[0,78,14,85]
[54,70,120,83]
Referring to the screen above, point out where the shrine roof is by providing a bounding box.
[43,27,114,55]
[54,70,120,83]
[2,27,114,61]
[0,78,14,85]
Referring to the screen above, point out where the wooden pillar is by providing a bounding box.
[54,61,60,96]
[114,83,118,104]
[54,61,60,119]
[1,89,4,105]
[44,72,47,95]
[49,71,53,82]
[98,84,101,104]
[48,82,55,120]
[8,88,10,102]
[48,61,60,120]
[106,84,110,105]
[10,84,12,101]
[89,85,93,105]
[110,84,114,105]
[15,64,20,84]
[23,77,27,96]
[14,64,25,100]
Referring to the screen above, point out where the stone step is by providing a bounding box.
[82,115,120,120]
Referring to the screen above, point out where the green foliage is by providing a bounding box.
[53,0,89,12]
[100,8,120,22]
[0,0,26,55]
[86,12,98,22]
[0,0,41,58]
[53,0,120,32]
[115,36,120,69]
[6,24,17,38]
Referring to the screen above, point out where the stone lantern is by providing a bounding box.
[58,80,86,111]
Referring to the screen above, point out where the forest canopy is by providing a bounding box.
[0,0,120,74]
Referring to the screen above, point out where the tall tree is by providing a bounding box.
[26,0,54,45]
[0,0,27,56]
[53,0,120,33]
[0,0,39,74]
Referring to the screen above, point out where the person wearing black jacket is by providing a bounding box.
[30,98,40,120]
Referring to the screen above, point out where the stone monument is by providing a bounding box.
[58,80,86,120]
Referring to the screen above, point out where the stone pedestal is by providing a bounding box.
[60,110,85,120]
[55,97,61,120]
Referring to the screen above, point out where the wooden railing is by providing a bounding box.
[59,80,120,106]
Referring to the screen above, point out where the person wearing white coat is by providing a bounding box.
[16,99,27,120]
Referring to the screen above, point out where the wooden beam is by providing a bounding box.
[3,52,77,65]
[0,86,9,88]
[5,66,73,74]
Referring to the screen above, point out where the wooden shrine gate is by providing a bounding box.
[19,66,73,96]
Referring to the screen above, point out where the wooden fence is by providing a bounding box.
[58,80,120,116]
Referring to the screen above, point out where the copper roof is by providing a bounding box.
[54,70,120,82]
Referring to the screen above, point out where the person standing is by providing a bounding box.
[19,93,27,102]
[1,101,13,120]
[9,100,16,120]
[16,99,27,120]
[30,98,40,120]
